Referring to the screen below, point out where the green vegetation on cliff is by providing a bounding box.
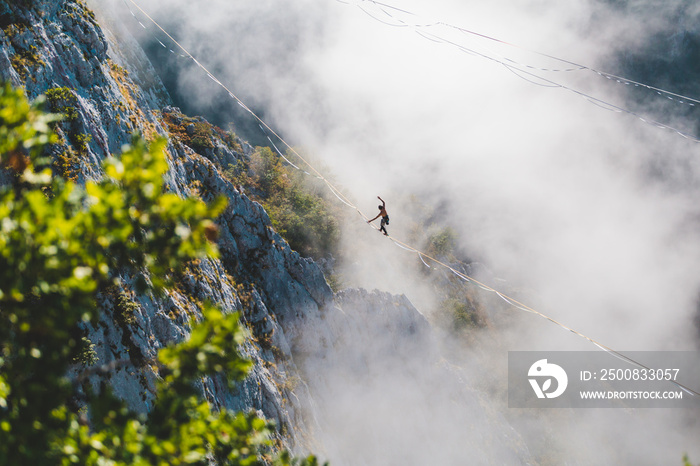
[162,108,341,262]
[0,83,320,465]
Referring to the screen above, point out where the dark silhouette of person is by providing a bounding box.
[368,196,389,236]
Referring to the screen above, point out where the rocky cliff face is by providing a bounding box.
[0,0,532,462]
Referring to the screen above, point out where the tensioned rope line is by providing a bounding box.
[357,1,700,141]
[125,0,700,142]
[357,1,581,74]
[405,26,700,140]
[123,0,700,397]
[344,0,700,141]
[122,0,354,201]
[354,0,581,73]
[349,0,700,107]
[386,235,700,397]
[122,0,189,58]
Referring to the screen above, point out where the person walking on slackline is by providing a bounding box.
[368,196,389,236]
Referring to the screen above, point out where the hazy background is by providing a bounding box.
[98,0,700,463]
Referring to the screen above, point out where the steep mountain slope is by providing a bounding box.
[1,0,328,450]
[0,0,533,462]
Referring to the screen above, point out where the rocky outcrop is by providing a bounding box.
[0,0,327,451]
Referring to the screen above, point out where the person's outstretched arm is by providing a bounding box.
[368,213,380,223]
[377,196,385,207]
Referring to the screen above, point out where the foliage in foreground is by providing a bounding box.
[0,83,320,465]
